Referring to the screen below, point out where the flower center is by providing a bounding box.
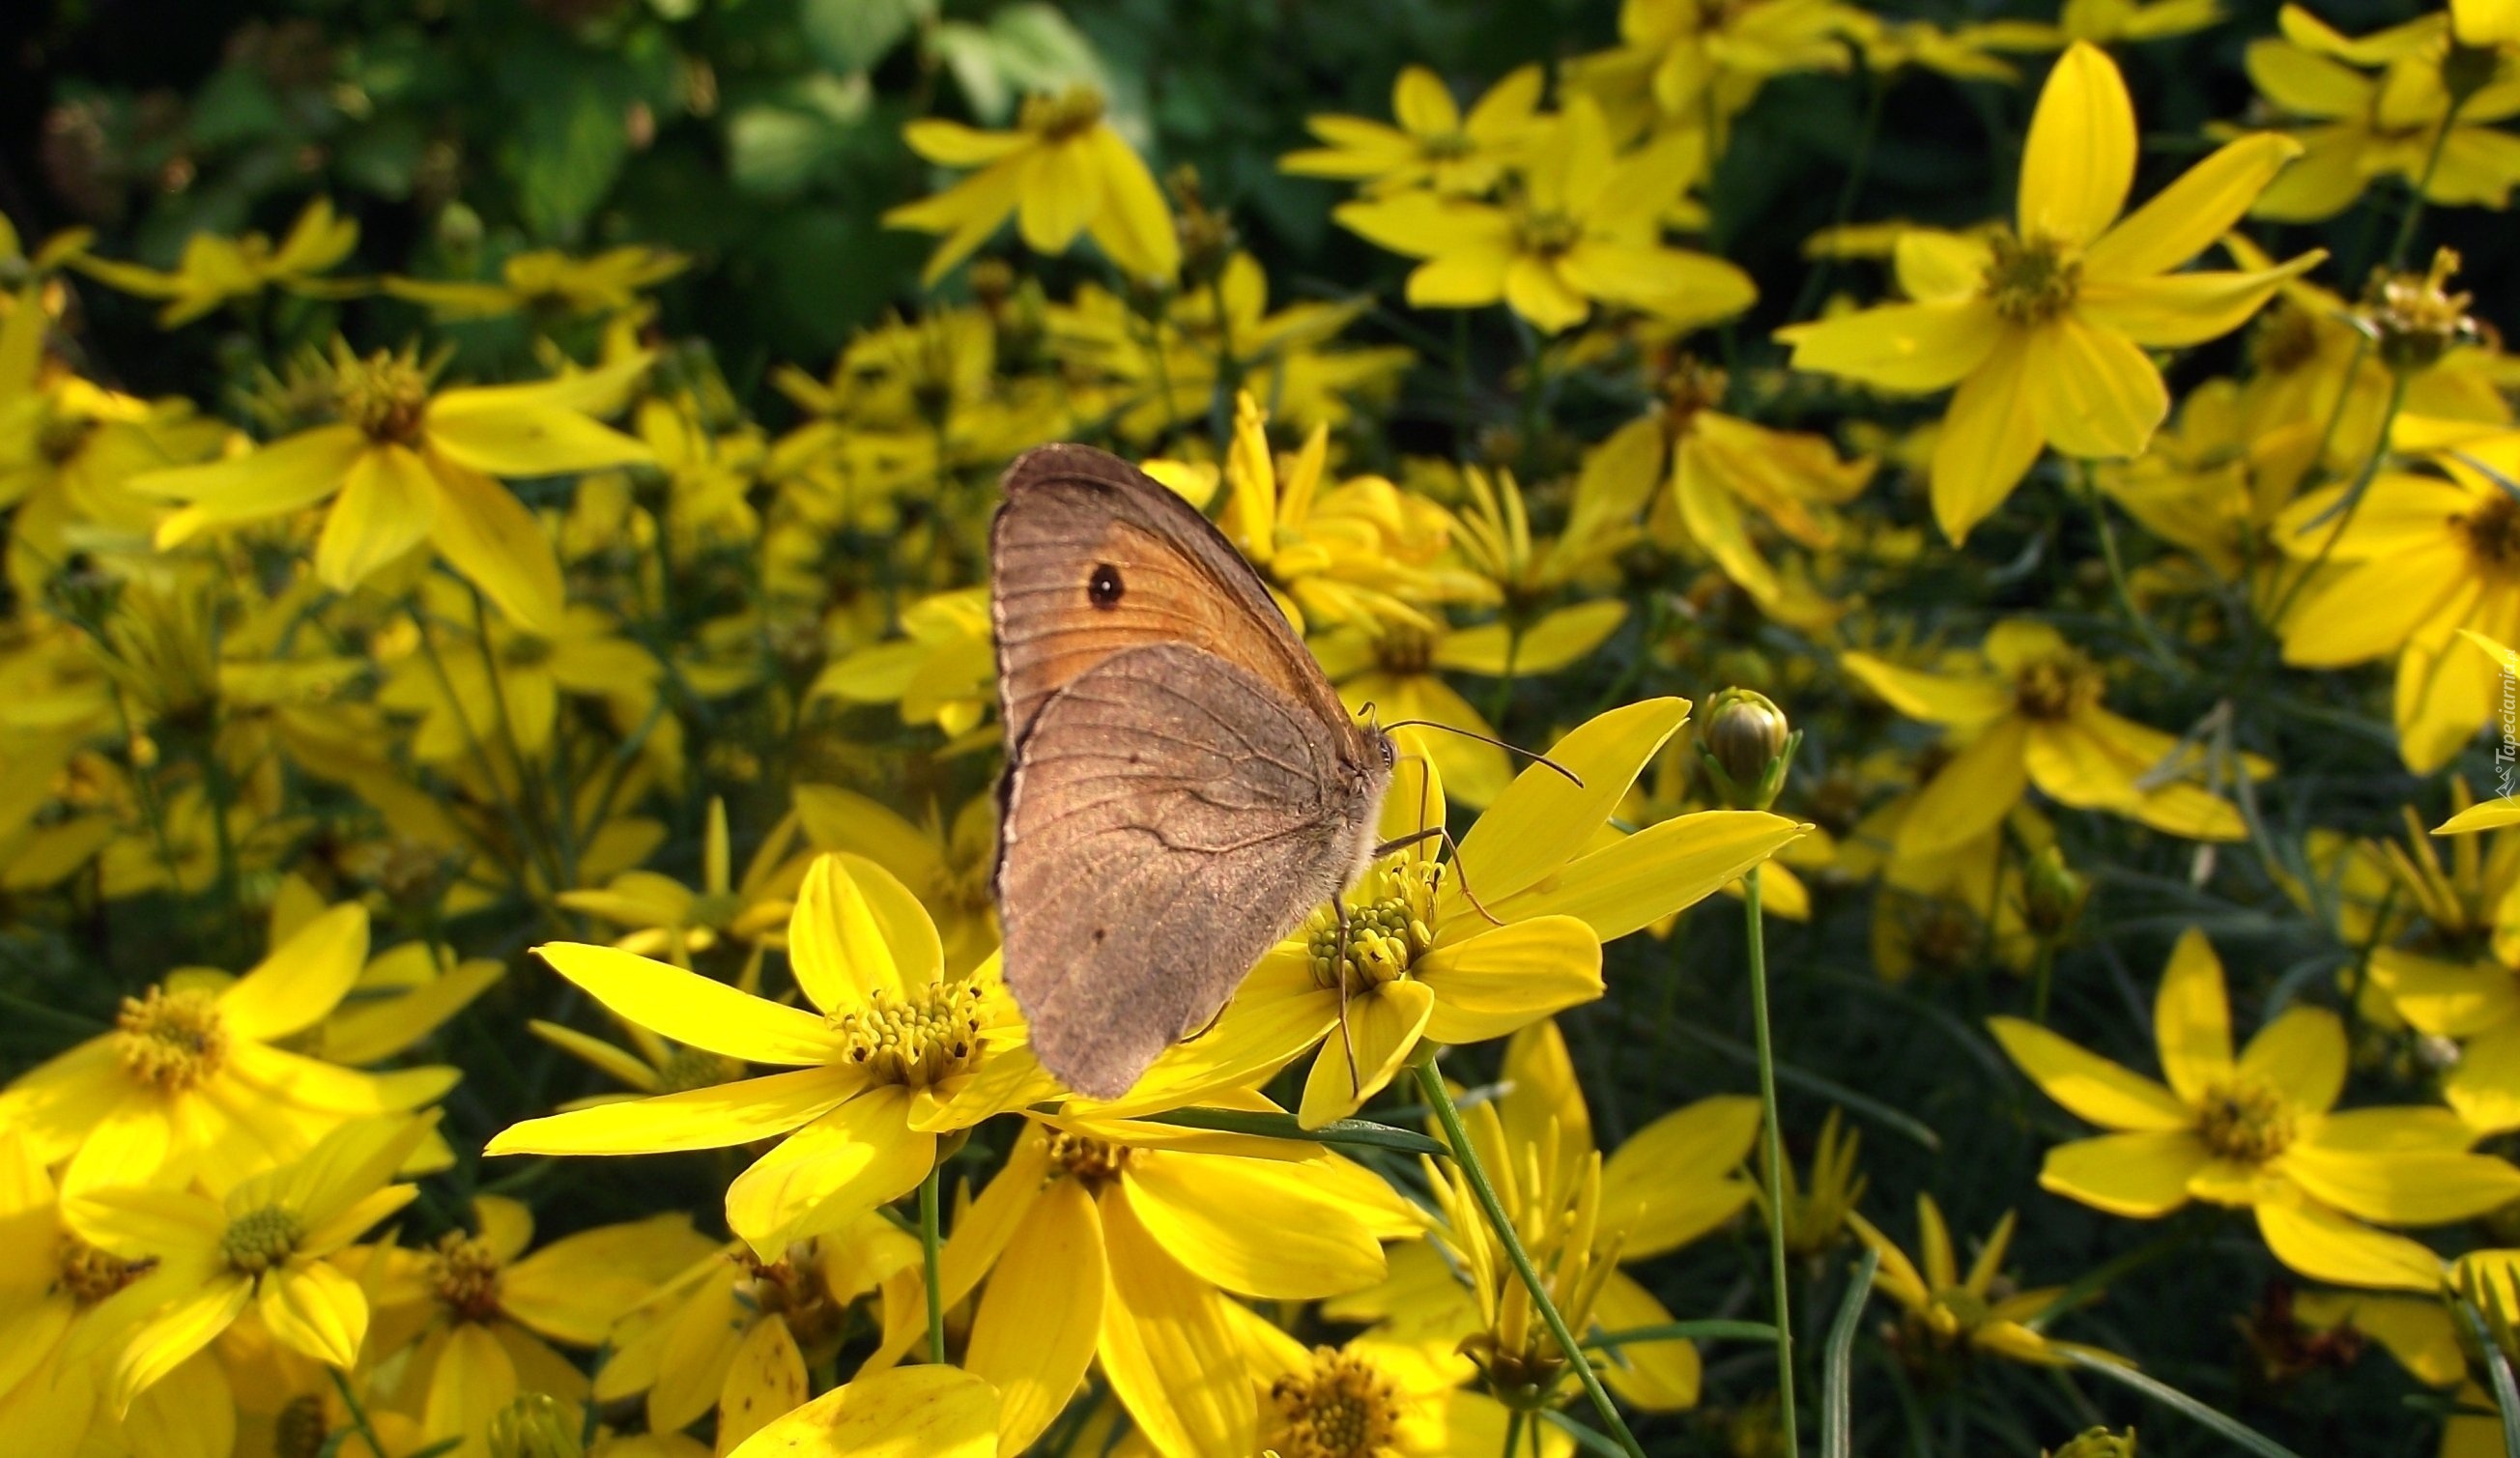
[2196,1079,2295,1163]
[1982,232,2079,325]
[430,1232,505,1322]
[737,1244,844,1347]
[2458,494,2520,571]
[114,986,228,1091]
[658,1043,743,1093]
[1372,621,1437,676]
[2248,303,2321,377]
[273,1395,330,1458]
[1925,1285,1990,1338]
[1046,1130,1131,1186]
[38,410,98,466]
[221,1205,303,1276]
[55,1232,147,1305]
[1419,129,1475,159]
[2011,656,2098,721]
[1019,86,1106,141]
[830,983,986,1089]
[1517,209,1582,259]
[1305,866,1439,994]
[1270,1348,1404,1458]
[500,633,556,669]
[334,350,432,444]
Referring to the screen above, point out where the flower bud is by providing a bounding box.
[487,1393,583,1458]
[2020,843,2088,940]
[1703,687,1792,809]
[2049,1428,2136,1458]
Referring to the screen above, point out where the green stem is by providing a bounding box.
[1413,1060,1647,1458]
[2081,460,2173,671]
[2267,369,2413,628]
[1743,866,1800,1455]
[919,1161,946,1363]
[2030,938,2057,1026]
[328,1367,388,1458]
[2387,98,2464,272]
[1503,1408,1527,1458]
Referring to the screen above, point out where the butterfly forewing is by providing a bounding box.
[988,444,1389,1099]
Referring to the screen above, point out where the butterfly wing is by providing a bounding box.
[994,642,1377,1098]
[989,443,1350,746]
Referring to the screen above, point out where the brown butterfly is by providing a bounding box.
[989,443,1394,1099]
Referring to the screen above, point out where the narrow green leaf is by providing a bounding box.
[2453,1298,2520,1458]
[1138,1105,1449,1158]
[2065,1350,2305,1458]
[1589,1320,1780,1348]
[1822,1248,1881,1458]
[1664,1022,1942,1150]
[1536,1409,1633,1458]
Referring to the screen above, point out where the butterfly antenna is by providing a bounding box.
[1441,825,1505,927]
[1380,719,1583,787]
[1334,897,1360,1091]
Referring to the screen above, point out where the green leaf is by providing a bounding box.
[1821,1249,1880,1458]
[1139,1105,1448,1158]
[929,3,1105,124]
[1589,1320,1780,1348]
[2454,1299,2520,1458]
[727,107,832,199]
[494,43,654,243]
[2065,1350,2305,1458]
[801,0,931,75]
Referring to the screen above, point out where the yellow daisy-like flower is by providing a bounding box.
[1279,65,1545,197]
[1778,43,2317,542]
[1240,1304,1570,1458]
[132,345,651,634]
[1575,0,1868,133]
[382,245,687,320]
[65,1115,431,1414]
[2243,33,2520,222]
[0,902,456,1199]
[1990,929,2520,1290]
[1117,700,1803,1129]
[558,796,806,974]
[1333,96,1756,335]
[1847,1195,2123,1371]
[70,197,359,328]
[484,853,1056,1254]
[883,86,1180,286]
[1841,618,2259,861]
[862,1104,1418,1455]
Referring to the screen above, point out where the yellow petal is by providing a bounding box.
[1593,1271,1701,1411]
[316,444,438,592]
[218,902,369,1041]
[109,1274,252,1415]
[902,119,1030,166]
[1298,977,1435,1129]
[1603,1096,1761,1259]
[2019,42,2135,246]
[1451,698,1690,908]
[1418,917,1602,1043]
[533,943,846,1066]
[788,854,906,1015]
[2447,1022,2520,1132]
[129,423,362,515]
[717,1311,810,1455]
[726,1365,998,1458]
[2038,1129,2209,1215]
[1839,653,2013,729]
[2079,260,2320,349]
[1990,1016,2191,1130]
[2238,1005,2346,1115]
[1094,1192,1254,1458]
[1777,300,2001,392]
[2154,929,2235,1106]
[1121,1151,1385,1300]
[966,1179,1102,1453]
[425,395,651,478]
[2280,1145,2520,1225]
[424,456,566,637]
[1930,333,2044,542]
[257,1260,366,1369]
[723,1086,933,1253]
[1017,139,1100,254]
[1081,127,1182,282]
[1894,716,2029,861]
[484,1066,860,1157]
[2085,134,2304,280]
[2252,1199,2442,1291]
[2025,313,2167,460]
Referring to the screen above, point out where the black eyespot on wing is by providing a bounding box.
[1088,563,1124,609]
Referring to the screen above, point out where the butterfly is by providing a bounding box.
[989,443,1395,1099]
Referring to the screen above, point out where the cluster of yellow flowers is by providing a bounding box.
[6,0,2520,1454]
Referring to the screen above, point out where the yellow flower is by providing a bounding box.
[1279,66,1545,197]
[598,1218,916,1444]
[1128,700,1803,1129]
[1847,17,2023,84]
[378,593,660,764]
[558,796,806,974]
[794,784,999,975]
[1574,0,1867,135]
[723,1364,999,1458]
[813,587,995,741]
[1241,1308,1569,1458]
[0,902,456,1198]
[884,86,1180,285]
[1990,929,2520,1290]
[1847,1195,2125,1371]
[2243,27,2520,222]
[383,246,687,320]
[0,1129,165,1442]
[1334,97,1755,335]
[485,853,1056,1254]
[1778,43,2316,542]
[1842,619,2259,860]
[65,1115,432,1413]
[2368,796,2520,1132]
[2277,438,2520,771]
[355,1196,715,1458]
[134,345,654,635]
[860,1106,1418,1455]
[1978,0,2224,49]
[1335,1021,1762,1413]
[70,198,359,328]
